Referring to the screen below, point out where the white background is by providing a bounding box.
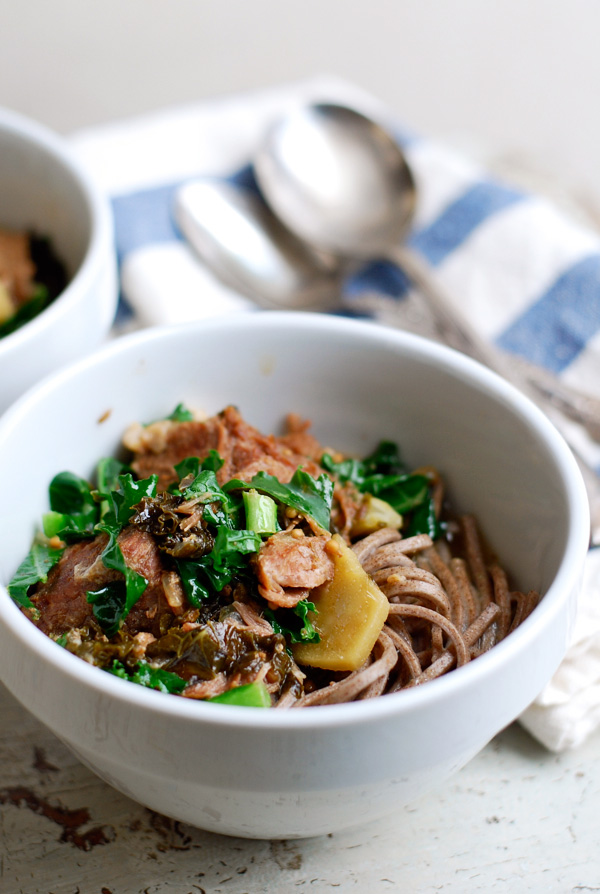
[2,0,600,205]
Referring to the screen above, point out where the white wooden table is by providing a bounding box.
[1,680,599,894]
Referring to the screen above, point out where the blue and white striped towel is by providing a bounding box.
[70,76,600,752]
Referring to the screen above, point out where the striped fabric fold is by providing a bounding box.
[408,180,525,266]
[497,254,600,373]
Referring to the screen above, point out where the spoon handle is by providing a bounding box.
[389,243,600,542]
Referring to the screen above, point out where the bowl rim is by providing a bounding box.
[0,105,114,355]
[0,313,591,730]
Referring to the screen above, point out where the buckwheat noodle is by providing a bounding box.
[290,515,538,708]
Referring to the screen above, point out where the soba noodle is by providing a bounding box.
[291,518,537,707]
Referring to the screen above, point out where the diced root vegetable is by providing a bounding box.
[350,494,403,538]
[292,534,389,671]
[0,282,15,324]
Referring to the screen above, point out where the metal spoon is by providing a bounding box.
[253,102,584,397]
[253,101,600,534]
[174,178,342,310]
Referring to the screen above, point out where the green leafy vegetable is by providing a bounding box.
[265,599,321,644]
[8,542,64,609]
[211,527,262,572]
[165,402,194,423]
[175,450,224,481]
[174,457,238,528]
[368,474,430,513]
[145,402,195,426]
[48,470,95,514]
[182,468,234,514]
[322,440,440,537]
[173,456,200,483]
[208,681,271,707]
[41,510,80,540]
[175,527,261,604]
[142,453,261,608]
[43,471,99,540]
[96,457,131,494]
[96,456,131,494]
[108,658,187,694]
[406,494,443,540]
[86,582,127,638]
[100,472,158,528]
[320,456,364,487]
[0,284,49,339]
[172,457,333,609]
[94,526,147,621]
[95,457,131,517]
[321,440,405,488]
[176,558,212,607]
[185,527,262,595]
[94,472,159,622]
[323,452,429,513]
[225,468,333,532]
[362,440,406,476]
[243,490,279,535]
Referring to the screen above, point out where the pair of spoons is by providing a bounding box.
[174,102,600,451]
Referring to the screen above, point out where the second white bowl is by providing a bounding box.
[0,106,118,413]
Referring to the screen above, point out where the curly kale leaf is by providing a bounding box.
[8,542,64,610]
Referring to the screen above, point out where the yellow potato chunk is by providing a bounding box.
[0,281,15,325]
[350,494,403,538]
[292,534,389,671]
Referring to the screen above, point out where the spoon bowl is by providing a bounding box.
[254,103,416,259]
[174,178,343,310]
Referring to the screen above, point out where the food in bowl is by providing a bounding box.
[0,315,589,838]
[0,227,67,338]
[9,403,540,708]
[0,105,117,414]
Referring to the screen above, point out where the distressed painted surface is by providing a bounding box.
[1,681,599,894]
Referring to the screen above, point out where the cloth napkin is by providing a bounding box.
[70,75,600,752]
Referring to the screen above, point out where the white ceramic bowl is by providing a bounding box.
[0,313,589,839]
[0,106,118,414]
